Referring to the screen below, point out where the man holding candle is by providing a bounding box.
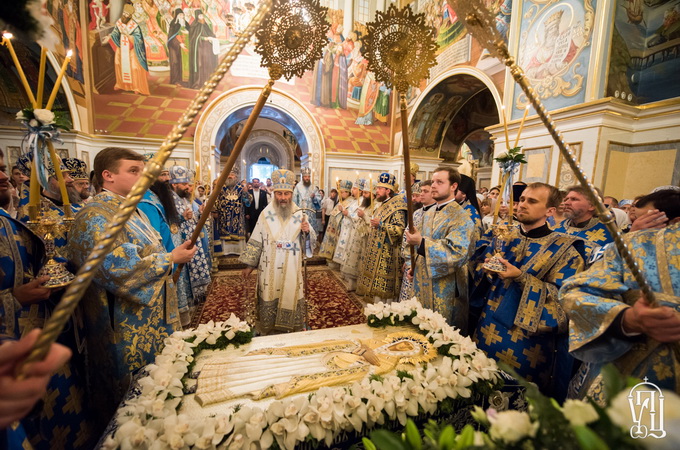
[468,182,586,402]
[1,149,96,449]
[66,147,197,431]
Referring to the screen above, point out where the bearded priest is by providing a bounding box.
[240,169,316,334]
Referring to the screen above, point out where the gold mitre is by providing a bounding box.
[271,169,295,192]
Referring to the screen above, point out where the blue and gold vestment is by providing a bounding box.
[413,201,475,333]
[66,190,180,429]
[560,222,680,398]
[471,224,585,400]
[554,216,613,264]
[217,183,247,241]
[357,195,407,299]
[172,191,211,306]
[1,208,94,449]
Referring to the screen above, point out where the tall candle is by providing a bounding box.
[45,50,72,110]
[501,105,510,151]
[2,33,37,107]
[28,158,41,220]
[513,105,530,149]
[36,47,47,107]
[47,141,71,216]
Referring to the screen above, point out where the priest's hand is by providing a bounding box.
[242,266,255,279]
[623,297,680,342]
[172,240,198,264]
[370,218,380,228]
[183,209,193,220]
[301,220,310,233]
[630,209,667,232]
[486,257,522,280]
[406,268,414,281]
[13,276,52,306]
[405,228,422,246]
[0,329,71,429]
[342,209,349,216]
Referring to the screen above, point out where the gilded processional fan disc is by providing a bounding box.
[254,0,330,81]
[363,4,438,93]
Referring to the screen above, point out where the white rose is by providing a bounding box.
[488,410,537,444]
[29,119,39,127]
[33,109,55,125]
[16,111,26,121]
[562,399,599,427]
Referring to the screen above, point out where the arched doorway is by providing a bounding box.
[194,86,325,186]
[406,67,503,188]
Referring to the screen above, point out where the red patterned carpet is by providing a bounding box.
[193,267,367,330]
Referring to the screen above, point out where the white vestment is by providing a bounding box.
[240,203,316,332]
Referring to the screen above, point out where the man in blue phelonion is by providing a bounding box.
[240,169,316,334]
[66,147,197,430]
[560,190,680,400]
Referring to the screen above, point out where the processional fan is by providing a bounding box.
[446,0,668,335]
[362,5,438,267]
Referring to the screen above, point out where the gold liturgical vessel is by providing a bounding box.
[28,207,76,289]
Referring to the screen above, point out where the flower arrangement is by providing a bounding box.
[17,107,71,131]
[104,301,501,449]
[363,365,680,449]
[493,146,527,165]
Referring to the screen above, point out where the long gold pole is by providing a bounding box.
[16,0,273,376]
[448,0,657,306]
[399,93,416,268]
[173,66,283,283]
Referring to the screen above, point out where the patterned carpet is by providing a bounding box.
[193,266,367,331]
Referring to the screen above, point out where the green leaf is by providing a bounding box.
[438,425,456,450]
[456,425,476,449]
[405,420,422,450]
[362,437,378,450]
[601,364,627,406]
[370,430,407,450]
[572,425,609,450]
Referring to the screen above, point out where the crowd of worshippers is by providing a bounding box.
[1,145,679,449]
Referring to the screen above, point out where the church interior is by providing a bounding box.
[1,0,680,449]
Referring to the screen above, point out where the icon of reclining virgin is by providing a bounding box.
[195,331,437,406]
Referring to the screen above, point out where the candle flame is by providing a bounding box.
[2,32,13,39]
[66,49,73,57]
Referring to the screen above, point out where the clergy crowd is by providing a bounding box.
[1,145,679,448]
